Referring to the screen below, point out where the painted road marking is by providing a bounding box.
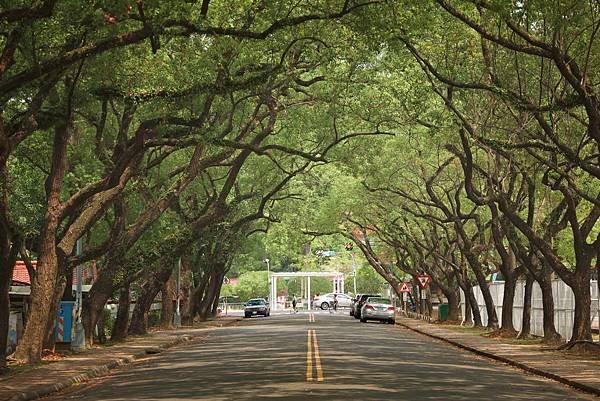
[308,313,315,322]
[306,329,313,381]
[306,329,324,382]
[312,330,323,382]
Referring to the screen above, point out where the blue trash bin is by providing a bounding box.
[55,301,75,343]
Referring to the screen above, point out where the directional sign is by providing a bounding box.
[416,275,431,289]
[398,282,411,292]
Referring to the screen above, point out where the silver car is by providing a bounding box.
[312,293,353,310]
[360,297,395,324]
[244,298,270,318]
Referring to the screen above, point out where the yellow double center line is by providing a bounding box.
[306,329,323,382]
[308,313,315,323]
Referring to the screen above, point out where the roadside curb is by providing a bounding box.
[397,320,600,397]
[6,318,242,401]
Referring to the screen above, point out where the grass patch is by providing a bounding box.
[4,361,51,377]
[503,337,544,345]
[438,323,490,336]
[439,323,544,345]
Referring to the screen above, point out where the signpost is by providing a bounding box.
[416,275,431,288]
[416,275,431,317]
[399,281,411,313]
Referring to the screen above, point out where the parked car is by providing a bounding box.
[352,294,381,319]
[360,297,395,324]
[244,298,270,318]
[312,293,353,310]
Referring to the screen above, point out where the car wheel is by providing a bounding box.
[388,319,395,325]
[244,314,251,318]
[320,302,329,310]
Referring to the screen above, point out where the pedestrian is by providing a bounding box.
[332,294,338,313]
[292,295,298,313]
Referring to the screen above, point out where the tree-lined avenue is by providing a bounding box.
[42,314,596,401]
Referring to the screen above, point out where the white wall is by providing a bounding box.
[460,280,599,341]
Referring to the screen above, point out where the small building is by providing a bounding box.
[7,261,94,352]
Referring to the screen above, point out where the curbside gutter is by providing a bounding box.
[397,320,600,398]
[7,318,242,401]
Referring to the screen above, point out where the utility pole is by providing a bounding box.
[351,253,357,294]
[173,257,181,328]
[71,237,86,351]
[264,258,271,309]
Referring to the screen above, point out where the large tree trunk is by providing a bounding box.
[518,275,534,339]
[467,255,498,329]
[467,285,483,327]
[129,266,173,335]
[210,271,225,318]
[15,124,69,364]
[499,275,518,335]
[462,288,473,325]
[111,284,130,341]
[161,275,175,329]
[42,277,66,351]
[83,271,114,346]
[490,206,518,335]
[184,272,210,324]
[15,247,60,363]
[96,311,107,344]
[570,269,592,342]
[128,283,158,336]
[199,268,224,320]
[447,288,461,322]
[0,245,18,370]
[538,272,562,343]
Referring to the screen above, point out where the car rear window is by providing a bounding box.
[247,300,265,306]
[360,294,379,301]
[366,298,391,305]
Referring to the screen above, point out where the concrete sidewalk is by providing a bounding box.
[397,315,600,397]
[0,317,242,401]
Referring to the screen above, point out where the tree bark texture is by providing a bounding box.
[538,272,562,343]
[129,265,173,335]
[15,124,69,363]
[161,274,175,329]
[111,284,130,341]
[518,275,533,339]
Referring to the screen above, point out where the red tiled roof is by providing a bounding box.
[12,261,36,285]
[12,261,94,286]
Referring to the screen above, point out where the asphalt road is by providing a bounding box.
[45,311,597,401]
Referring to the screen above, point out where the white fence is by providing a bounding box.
[460,280,599,341]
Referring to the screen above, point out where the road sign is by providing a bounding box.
[399,282,411,292]
[416,275,431,289]
[223,277,230,284]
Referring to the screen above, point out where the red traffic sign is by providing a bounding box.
[399,282,411,292]
[416,275,431,289]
